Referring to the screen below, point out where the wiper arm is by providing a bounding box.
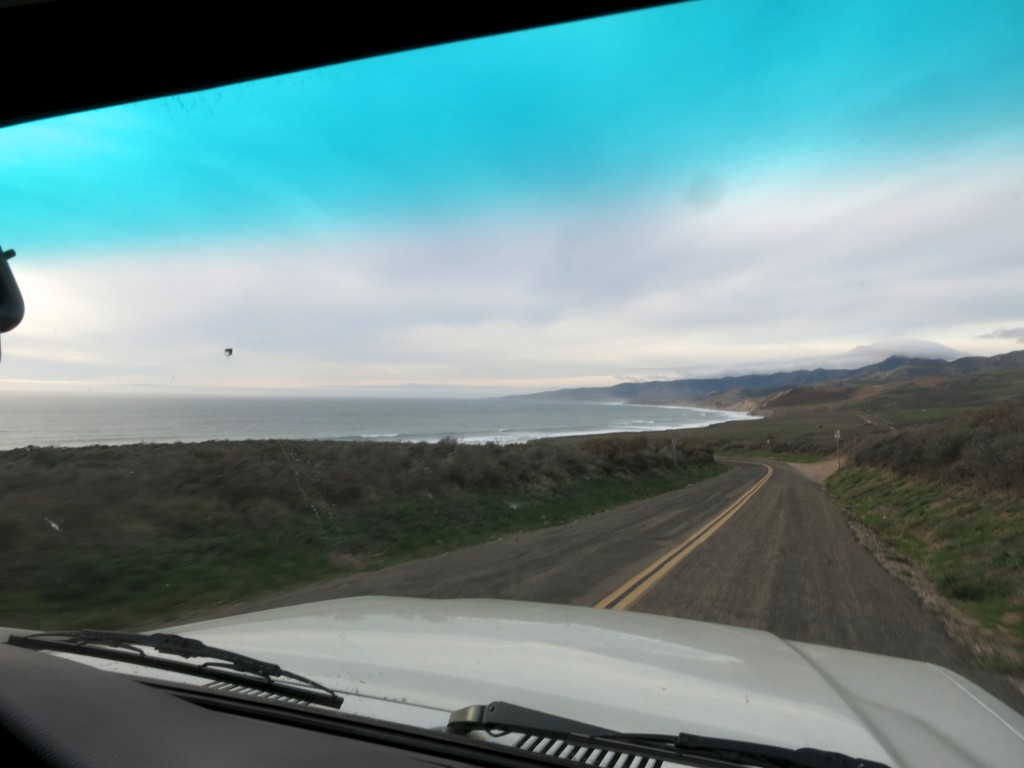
[7,629,342,709]
[449,701,891,768]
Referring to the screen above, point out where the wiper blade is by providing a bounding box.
[7,629,342,709]
[449,701,891,768]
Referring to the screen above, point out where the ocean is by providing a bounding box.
[0,393,758,451]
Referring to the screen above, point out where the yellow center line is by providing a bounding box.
[595,462,773,611]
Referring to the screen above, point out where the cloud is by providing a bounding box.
[978,327,1024,343]
[5,152,1024,393]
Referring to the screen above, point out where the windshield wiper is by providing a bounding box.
[448,701,891,768]
[7,629,342,709]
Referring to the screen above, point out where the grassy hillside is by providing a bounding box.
[851,399,1024,490]
[828,465,1024,669]
[0,435,721,630]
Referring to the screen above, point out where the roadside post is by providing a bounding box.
[835,429,841,469]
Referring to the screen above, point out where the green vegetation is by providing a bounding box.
[828,467,1024,668]
[877,405,977,426]
[828,399,1024,668]
[0,435,721,630]
[716,448,827,464]
[853,399,1024,492]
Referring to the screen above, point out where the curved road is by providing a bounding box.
[202,460,1024,712]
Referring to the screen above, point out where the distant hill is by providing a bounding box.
[512,349,1024,411]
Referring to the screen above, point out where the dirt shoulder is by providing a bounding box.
[787,456,842,484]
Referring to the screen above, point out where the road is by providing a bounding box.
[201,460,1024,712]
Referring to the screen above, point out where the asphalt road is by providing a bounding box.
[204,460,1024,712]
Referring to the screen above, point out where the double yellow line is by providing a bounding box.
[595,462,773,611]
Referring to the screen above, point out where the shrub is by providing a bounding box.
[853,398,1024,493]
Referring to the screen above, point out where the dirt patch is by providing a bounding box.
[787,457,842,485]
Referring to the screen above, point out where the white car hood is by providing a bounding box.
[167,596,1024,768]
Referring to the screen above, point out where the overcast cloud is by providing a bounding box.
[2,0,1023,395]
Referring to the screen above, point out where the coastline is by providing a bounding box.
[0,393,757,451]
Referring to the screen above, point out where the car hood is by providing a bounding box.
[167,596,1024,768]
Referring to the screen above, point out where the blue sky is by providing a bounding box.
[2,0,1023,395]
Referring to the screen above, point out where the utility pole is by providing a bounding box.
[835,429,842,470]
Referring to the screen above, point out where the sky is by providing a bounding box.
[2,0,1023,396]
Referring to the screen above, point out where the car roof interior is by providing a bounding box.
[2,1,678,129]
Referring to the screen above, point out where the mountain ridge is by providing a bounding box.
[511,349,1024,410]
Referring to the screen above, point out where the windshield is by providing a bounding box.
[2,0,1024,744]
